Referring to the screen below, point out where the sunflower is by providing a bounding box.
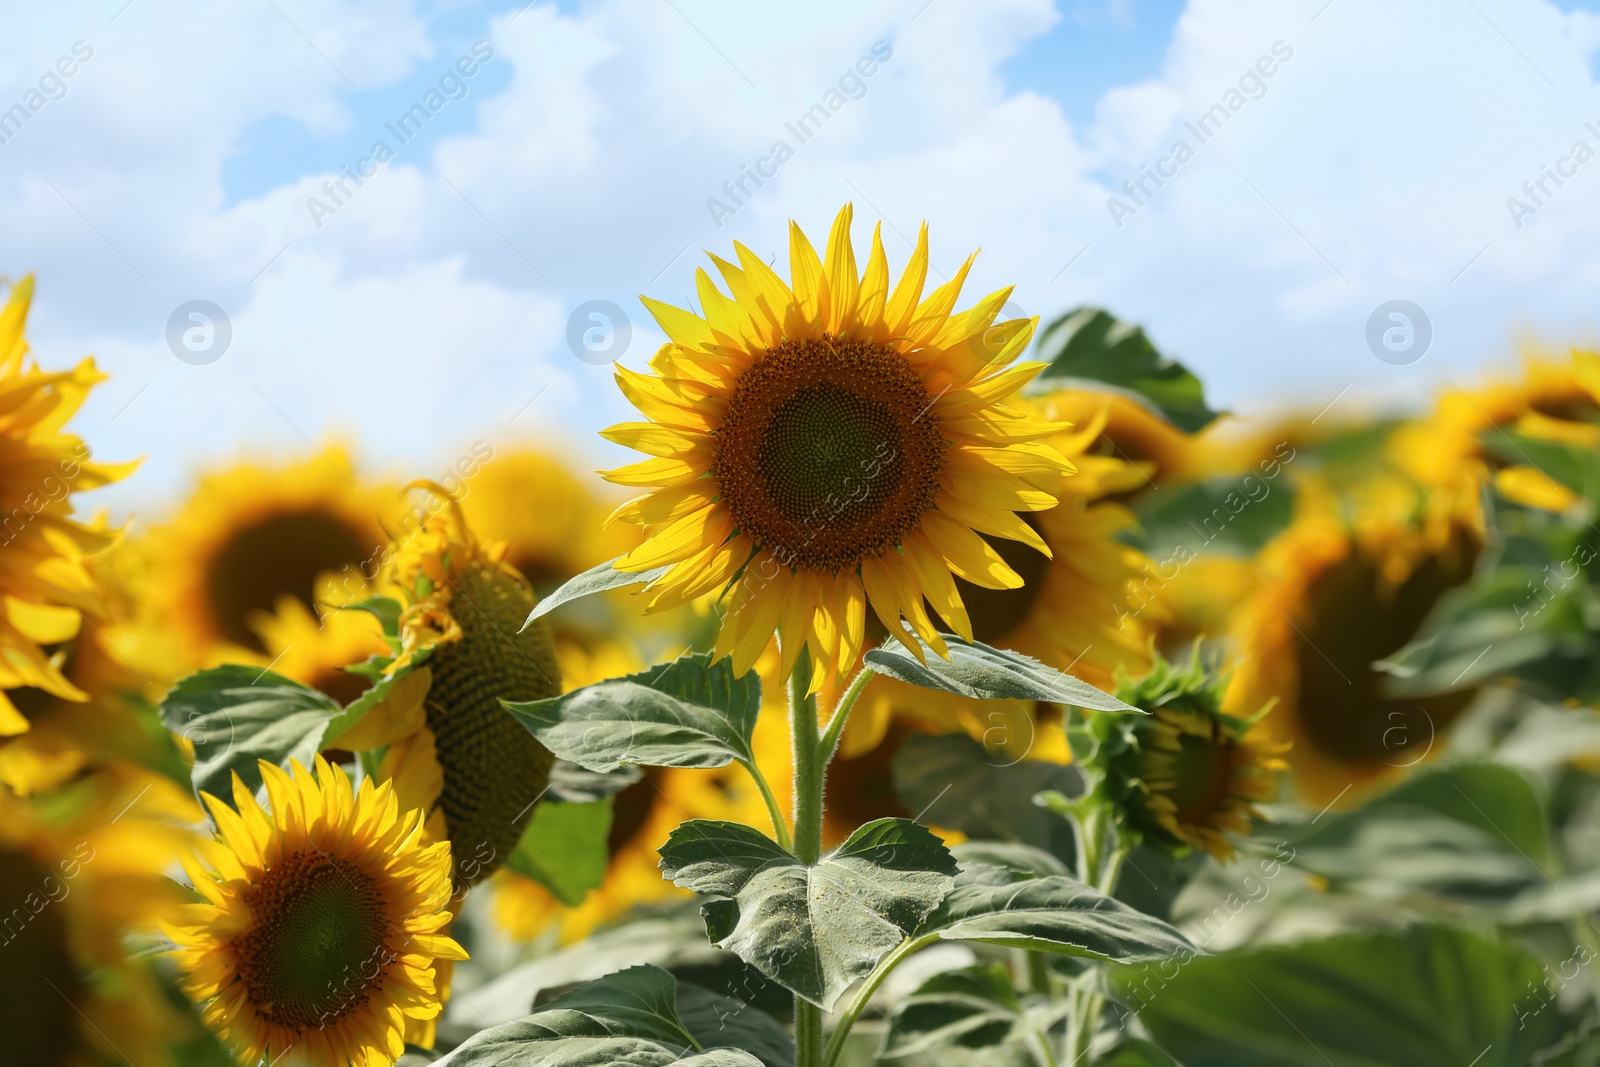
[602,205,1073,689]
[1091,652,1285,862]
[1487,348,1600,513]
[2,766,202,1067]
[144,450,390,660]
[1224,477,1479,805]
[838,399,1155,759]
[166,757,466,1067]
[337,484,560,889]
[1039,389,1194,489]
[0,276,133,737]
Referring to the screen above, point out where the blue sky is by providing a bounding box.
[4,0,1600,513]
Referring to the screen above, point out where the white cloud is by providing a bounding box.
[6,0,1600,515]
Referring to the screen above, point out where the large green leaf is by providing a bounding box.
[159,666,341,801]
[865,635,1138,711]
[1115,925,1571,1066]
[1025,306,1221,433]
[1130,475,1296,557]
[675,984,793,1067]
[921,875,1195,962]
[435,965,763,1067]
[1282,762,1549,905]
[504,798,613,906]
[505,653,761,771]
[880,963,1067,1066]
[522,557,670,627]
[892,734,1082,850]
[658,819,958,1009]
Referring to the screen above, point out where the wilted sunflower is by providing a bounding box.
[337,484,560,889]
[0,276,133,737]
[1225,477,1478,805]
[603,205,1072,688]
[166,757,465,1067]
[144,450,389,659]
[1089,652,1285,861]
[3,766,202,1067]
[840,400,1155,758]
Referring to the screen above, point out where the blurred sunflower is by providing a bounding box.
[337,484,560,889]
[840,400,1156,760]
[0,276,133,737]
[3,766,201,1067]
[1390,345,1600,529]
[602,204,1072,689]
[166,757,466,1067]
[1039,389,1193,489]
[1092,652,1285,861]
[144,450,390,660]
[1225,477,1479,805]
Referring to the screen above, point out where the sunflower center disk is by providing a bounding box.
[236,851,391,1033]
[715,336,946,573]
[1168,728,1238,828]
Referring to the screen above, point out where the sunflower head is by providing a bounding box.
[167,756,467,1067]
[370,482,561,888]
[1088,651,1285,862]
[0,276,133,737]
[1225,476,1479,805]
[603,205,1073,689]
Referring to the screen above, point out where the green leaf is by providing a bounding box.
[880,963,1067,1066]
[1129,475,1296,557]
[675,984,793,1067]
[548,760,643,802]
[658,819,959,1009]
[522,557,671,628]
[1114,925,1571,1067]
[1282,762,1549,905]
[921,874,1195,962]
[864,635,1139,711]
[434,966,763,1067]
[948,841,1072,881]
[892,734,1082,851]
[159,666,341,802]
[505,652,761,771]
[322,653,430,746]
[1026,306,1221,433]
[505,798,613,906]
[340,595,403,640]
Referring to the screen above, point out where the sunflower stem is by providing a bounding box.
[815,666,875,769]
[788,645,826,1067]
[739,757,793,853]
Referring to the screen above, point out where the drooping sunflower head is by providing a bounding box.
[0,276,133,737]
[604,205,1073,688]
[1090,651,1285,862]
[166,756,467,1067]
[145,450,390,660]
[1224,476,1479,805]
[357,482,560,889]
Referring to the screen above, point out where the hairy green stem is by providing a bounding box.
[1064,794,1126,1065]
[789,647,825,1067]
[816,666,875,768]
[822,934,937,1067]
[738,757,792,853]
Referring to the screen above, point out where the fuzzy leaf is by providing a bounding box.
[866,634,1139,711]
[659,819,958,1009]
[922,875,1195,962]
[159,666,341,802]
[505,652,761,771]
[522,557,671,627]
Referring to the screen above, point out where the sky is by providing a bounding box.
[4,0,1600,516]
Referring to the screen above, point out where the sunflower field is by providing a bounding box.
[6,206,1600,1067]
